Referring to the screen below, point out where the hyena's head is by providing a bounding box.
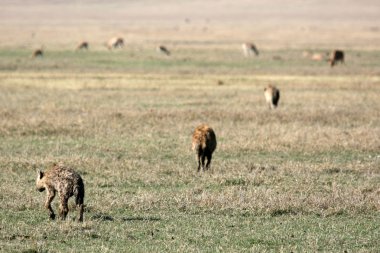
[36,170,46,192]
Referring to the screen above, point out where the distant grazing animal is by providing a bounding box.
[311,53,325,61]
[157,45,170,56]
[329,50,344,67]
[32,49,43,58]
[76,41,89,50]
[107,37,124,50]
[36,163,84,222]
[264,85,280,109]
[192,124,217,172]
[242,42,259,57]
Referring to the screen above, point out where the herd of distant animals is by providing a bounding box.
[32,37,344,221]
[31,37,345,67]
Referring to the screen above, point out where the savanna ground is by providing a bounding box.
[1,0,380,252]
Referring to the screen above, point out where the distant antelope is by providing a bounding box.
[264,85,280,109]
[157,45,170,56]
[329,50,344,67]
[311,53,325,61]
[192,124,217,172]
[107,37,124,50]
[32,48,43,58]
[76,41,89,51]
[242,42,259,57]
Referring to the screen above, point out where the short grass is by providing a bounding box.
[1,47,380,75]
[0,48,379,252]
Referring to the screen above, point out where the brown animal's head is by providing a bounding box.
[36,169,46,192]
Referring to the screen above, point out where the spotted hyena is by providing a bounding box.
[192,124,217,172]
[264,85,280,109]
[36,163,84,222]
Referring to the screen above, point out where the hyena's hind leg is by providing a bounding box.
[77,203,84,222]
[75,188,84,222]
[205,152,213,170]
[196,150,203,172]
[59,196,69,220]
[201,154,206,171]
[197,154,201,172]
[45,189,56,220]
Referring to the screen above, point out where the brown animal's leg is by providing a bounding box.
[205,153,212,170]
[59,196,69,220]
[45,189,56,220]
[197,154,201,172]
[77,204,84,222]
[201,154,206,171]
[76,193,84,222]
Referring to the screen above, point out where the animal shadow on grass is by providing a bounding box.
[91,213,161,222]
[121,216,161,222]
[91,213,114,221]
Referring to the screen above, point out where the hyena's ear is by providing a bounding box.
[37,169,44,179]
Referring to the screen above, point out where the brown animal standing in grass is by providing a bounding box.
[107,37,124,50]
[31,49,43,58]
[329,50,344,67]
[36,163,84,222]
[264,85,280,109]
[242,42,259,57]
[157,45,170,56]
[76,41,89,50]
[192,124,217,172]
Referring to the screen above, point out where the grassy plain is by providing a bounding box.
[0,47,379,252]
[1,0,380,251]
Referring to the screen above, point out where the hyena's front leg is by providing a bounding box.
[59,196,69,220]
[45,189,56,220]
